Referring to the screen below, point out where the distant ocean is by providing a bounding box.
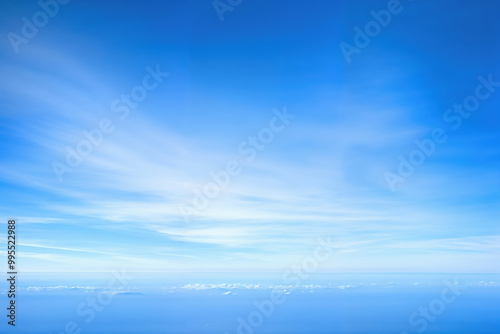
[2,273,499,333]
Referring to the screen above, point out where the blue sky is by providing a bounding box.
[0,0,499,273]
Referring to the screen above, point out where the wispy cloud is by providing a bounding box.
[1,0,498,273]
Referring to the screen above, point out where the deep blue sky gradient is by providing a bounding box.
[0,0,499,272]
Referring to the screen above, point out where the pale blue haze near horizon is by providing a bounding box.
[1,273,500,333]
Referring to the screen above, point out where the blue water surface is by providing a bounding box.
[2,273,499,333]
